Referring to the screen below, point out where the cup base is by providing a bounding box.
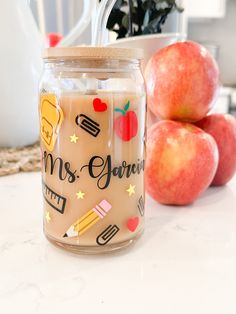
[45,230,143,255]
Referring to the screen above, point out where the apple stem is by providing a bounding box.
[115,101,130,116]
[114,108,126,115]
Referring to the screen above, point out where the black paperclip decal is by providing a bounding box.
[75,114,100,137]
[96,224,120,246]
[138,196,145,216]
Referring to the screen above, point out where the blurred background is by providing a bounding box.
[0,0,235,150]
[30,0,236,115]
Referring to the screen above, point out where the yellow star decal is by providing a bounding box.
[70,134,79,143]
[126,184,136,196]
[45,211,51,223]
[76,190,85,200]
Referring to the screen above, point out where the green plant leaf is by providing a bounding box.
[142,0,155,10]
[122,14,129,29]
[114,0,124,9]
[124,101,130,112]
[143,10,150,27]
[105,0,184,38]
[107,9,126,29]
[174,3,184,13]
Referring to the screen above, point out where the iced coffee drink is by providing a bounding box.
[39,47,146,253]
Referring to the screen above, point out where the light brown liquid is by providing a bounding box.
[40,91,146,253]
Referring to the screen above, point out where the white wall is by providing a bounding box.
[188,0,236,86]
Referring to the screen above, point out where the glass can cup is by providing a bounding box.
[39,47,146,254]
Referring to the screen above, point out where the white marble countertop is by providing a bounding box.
[1,172,236,314]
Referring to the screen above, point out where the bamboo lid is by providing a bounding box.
[43,46,144,60]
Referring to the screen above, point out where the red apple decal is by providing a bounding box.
[114,101,138,141]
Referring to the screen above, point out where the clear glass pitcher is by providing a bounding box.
[0,0,42,147]
[0,0,96,147]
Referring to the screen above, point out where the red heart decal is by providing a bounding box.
[93,98,107,112]
[127,217,139,232]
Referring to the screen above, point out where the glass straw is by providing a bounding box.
[36,0,46,38]
[92,0,117,46]
[58,0,97,47]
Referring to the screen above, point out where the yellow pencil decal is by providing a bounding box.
[40,94,64,151]
[63,200,112,238]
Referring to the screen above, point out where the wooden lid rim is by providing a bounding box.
[43,46,144,60]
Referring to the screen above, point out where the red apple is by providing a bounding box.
[146,120,219,205]
[114,101,138,141]
[145,41,220,122]
[196,114,236,186]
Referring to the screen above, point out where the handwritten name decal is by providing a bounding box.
[42,151,144,190]
[81,155,144,189]
[42,151,77,183]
